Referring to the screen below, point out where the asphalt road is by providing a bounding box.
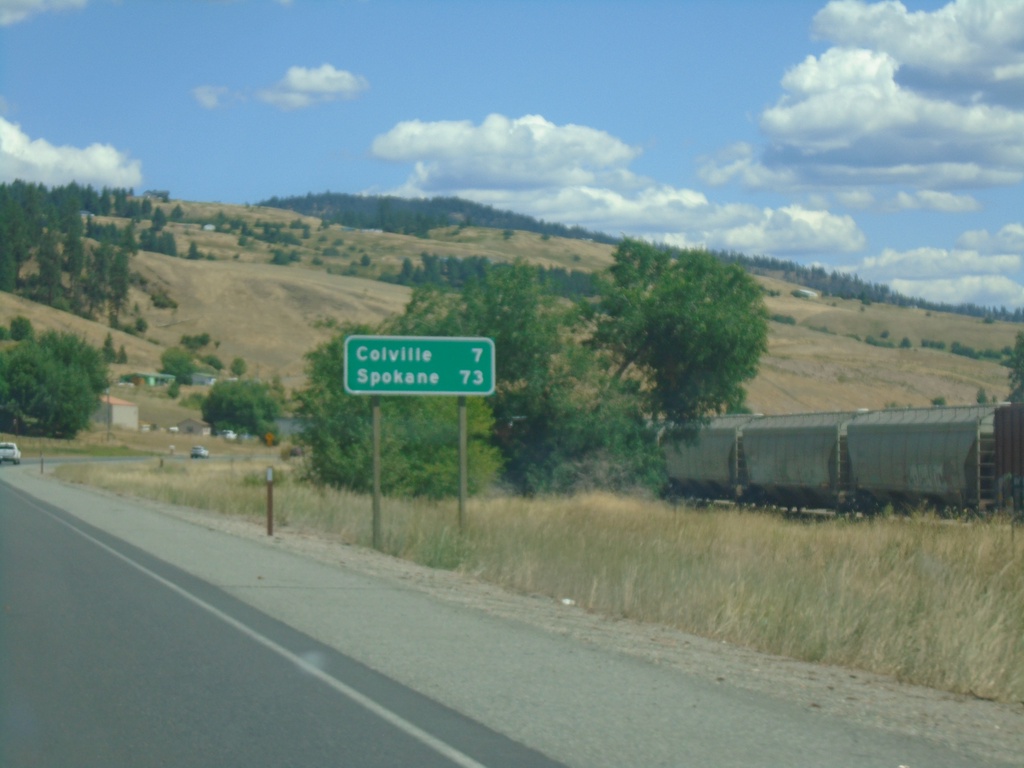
[0,478,561,768]
[1,467,1018,767]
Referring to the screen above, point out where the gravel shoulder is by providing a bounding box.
[10,467,1024,766]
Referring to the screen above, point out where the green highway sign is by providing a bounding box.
[344,335,495,396]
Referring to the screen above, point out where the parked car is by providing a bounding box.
[190,446,210,459]
[221,430,237,441]
[0,442,21,465]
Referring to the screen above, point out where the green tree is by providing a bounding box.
[383,263,664,494]
[35,223,62,307]
[101,332,117,363]
[63,217,87,311]
[108,246,131,324]
[201,379,283,438]
[180,332,211,352]
[84,240,113,317]
[1007,331,1024,402]
[160,346,196,385]
[0,331,108,437]
[151,206,167,231]
[229,357,247,377]
[588,239,768,430]
[0,194,27,291]
[9,316,34,341]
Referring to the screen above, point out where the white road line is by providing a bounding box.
[17,489,489,768]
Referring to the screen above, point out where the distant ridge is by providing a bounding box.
[261,191,1022,324]
[257,192,620,245]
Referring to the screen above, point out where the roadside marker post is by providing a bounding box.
[266,466,274,537]
[344,336,495,549]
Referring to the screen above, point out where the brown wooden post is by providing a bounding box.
[266,466,274,536]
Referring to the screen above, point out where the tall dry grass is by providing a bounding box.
[55,460,1024,704]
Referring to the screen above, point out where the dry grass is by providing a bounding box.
[54,461,1024,704]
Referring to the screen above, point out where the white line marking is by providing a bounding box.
[15,489,489,768]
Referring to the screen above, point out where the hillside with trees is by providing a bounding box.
[0,184,1019,447]
[258,192,619,244]
[262,191,1022,323]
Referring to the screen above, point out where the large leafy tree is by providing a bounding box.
[201,379,283,439]
[588,239,769,430]
[160,347,196,385]
[383,263,665,494]
[0,331,108,438]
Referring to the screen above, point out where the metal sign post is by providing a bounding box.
[459,396,468,531]
[372,395,382,551]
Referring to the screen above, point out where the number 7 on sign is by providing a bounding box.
[472,347,483,362]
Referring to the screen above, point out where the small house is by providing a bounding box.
[120,372,176,387]
[177,418,211,436]
[92,394,140,431]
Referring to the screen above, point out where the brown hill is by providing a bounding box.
[0,199,1016,429]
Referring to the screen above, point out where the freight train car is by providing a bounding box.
[845,405,996,512]
[663,404,1020,514]
[740,412,855,510]
[663,415,758,501]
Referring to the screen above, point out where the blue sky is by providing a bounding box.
[2,0,1024,310]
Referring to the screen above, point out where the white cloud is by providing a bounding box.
[703,0,1024,205]
[698,142,799,189]
[956,222,1024,252]
[846,222,1024,308]
[373,114,641,190]
[813,0,1024,88]
[835,189,877,208]
[711,205,866,254]
[257,64,368,110]
[890,274,1024,308]
[0,0,85,26]
[850,243,1024,305]
[373,113,866,256]
[0,116,142,187]
[857,246,1019,280]
[892,189,981,212]
[192,85,229,110]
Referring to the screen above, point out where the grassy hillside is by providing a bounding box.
[0,197,1017,434]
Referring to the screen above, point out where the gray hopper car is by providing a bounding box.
[663,404,1022,514]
